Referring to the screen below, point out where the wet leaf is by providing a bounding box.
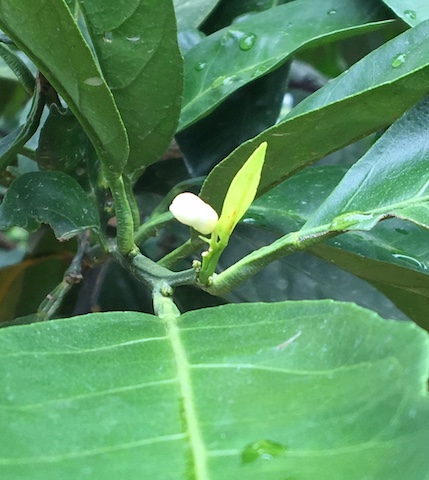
[0,171,99,240]
[174,0,220,30]
[382,0,429,26]
[79,0,183,182]
[0,0,129,180]
[0,302,428,478]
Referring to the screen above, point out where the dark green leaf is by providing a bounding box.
[0,302,428,478]
[201,19,429,213]
[179,0,392,130]
[0,0,129,180]
[174,0,220,30]
[0,85,44,173]
[36,107,88,172]
[79,0,183,182]
[0,171,99,240]
[0,43,34,94]
[382,0,429,26]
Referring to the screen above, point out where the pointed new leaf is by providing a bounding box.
[216,141,267,241]
[179,0,392,130]
[79,0,183,182]
[0,0,129,180]
[0,302,428,478]
[201,19,429,212]
[0,171,99,240]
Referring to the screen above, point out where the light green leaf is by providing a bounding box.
[78,0,183,182]
[174,0,220,30]
[179,0,392,130]
[216,141,267,240]
[382,0,429,26]
[0,0,129,180]
[0,43,34,94]
[304,97,429,232]
[200,18,429,213]
[0,171,99,240]
[0,302,428,479]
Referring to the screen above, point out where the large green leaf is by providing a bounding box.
[174,0,220,30]
[304,98,429,232]
[382,0,429,26]
[0,0,129,180]
[0,302,428,478]
[200,19,429,212]
[179,0,392,130]
[78,0,183,182]
[0,171,99,240]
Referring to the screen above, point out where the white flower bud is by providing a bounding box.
[169,192,218,235]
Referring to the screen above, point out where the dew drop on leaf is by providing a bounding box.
[84,77,103,86]
[404,10,417,20]
[239,33,257,51]
[327,9,337,15]
[126,36,141,43]
[392,53,407,68]
[241,439,288,464]
[195,62,207,71]
[103,31,113,43]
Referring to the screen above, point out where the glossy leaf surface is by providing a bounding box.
[245,166,429,328]
[0,171,99,240]
[79,0,183,182]
[0,302,428,478]
[382,0,429,26]
[174,0,220,30]
[0,0,128,180]
[304,98,429,232]
[179,0,392,130]
[201,19,429,212]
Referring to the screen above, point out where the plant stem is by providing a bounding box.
[202,225,338,296]
[123,176,141,230]
[158,237,204,269]
[134,211,173,245]
[109,175,138,256]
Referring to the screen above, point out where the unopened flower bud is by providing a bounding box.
[169,192,219,235]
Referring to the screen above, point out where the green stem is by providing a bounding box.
[203,225,338,296]
[158,237,204,269]
[123,176,141,230]
[109,176,138,256]
[134,211,173,245]
[37,280,73,320]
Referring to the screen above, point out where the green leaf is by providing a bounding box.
[78,0,183,182]
[201,18,429,213]
[0,302,428,478]
[0,171,99,240]
[179,0,392,130]
[0,85,44,173]
[0,43,34,94]
[36,107,88,172]
[174,0,220,30]
[304,98,429,232]
[0,0,129,180]
[382,0,429,26]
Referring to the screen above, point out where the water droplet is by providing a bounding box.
[220,29,242,46]
[392,253,427,270]
[404,9,416,20]
[84,77,103,86]
[126,35,141,43]
[392,53,406,68]
[195,62,207,71]
[103,31,113,43]
[252,65,269,78]
[239,33,257,51]
[211,75,239,89]
[241,439,288,464]
[327,9,337,15]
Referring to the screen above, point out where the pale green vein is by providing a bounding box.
[0,336,167,358]
[165,312,209,480]
[191,360,397,377]
[0,378,177,411]
[0,433,186,465]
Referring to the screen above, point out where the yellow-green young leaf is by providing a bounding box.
[216,141,267,241]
